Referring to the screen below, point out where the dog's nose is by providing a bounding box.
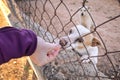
[81,13,84,16]
[59,39,68,46]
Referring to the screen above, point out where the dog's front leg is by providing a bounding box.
[80,47,98,65]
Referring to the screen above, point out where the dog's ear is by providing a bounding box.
[91,37,101,47]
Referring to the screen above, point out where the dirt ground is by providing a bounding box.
[0,0,120,80]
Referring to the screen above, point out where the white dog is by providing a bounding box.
[80,6,94,31]
[59,25,100,66]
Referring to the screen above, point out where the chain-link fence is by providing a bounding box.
[7,0,120,80]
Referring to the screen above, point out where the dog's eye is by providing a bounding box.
[69,29,72,34]
[75,37,84,43]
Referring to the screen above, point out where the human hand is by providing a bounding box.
[30,37,61,66]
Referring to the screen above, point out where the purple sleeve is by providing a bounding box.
[0,27,37,64]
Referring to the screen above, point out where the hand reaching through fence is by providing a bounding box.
[30,37,61,66]
[0,26,61,66]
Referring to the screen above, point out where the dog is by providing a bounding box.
[59,25,101,67]
[80,6,94,31]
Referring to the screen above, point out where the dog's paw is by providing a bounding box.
[82,59,91,63]
[81,55,90,63]
[81,55,98,64]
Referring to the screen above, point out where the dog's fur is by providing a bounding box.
[80,6,94,31]
[59,25,100,65]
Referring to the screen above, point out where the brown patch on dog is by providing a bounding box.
[91,37,101,47]
[77,34,93,49]
[84,34,93,46]
[77,34,101,49]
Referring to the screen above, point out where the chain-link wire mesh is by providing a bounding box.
[7,0,120,80]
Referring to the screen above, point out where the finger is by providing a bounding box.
[52,46,61,56]
[47,46,60,59]
[45,43,61,52]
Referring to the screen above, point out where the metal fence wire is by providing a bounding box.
[7,0,120,80]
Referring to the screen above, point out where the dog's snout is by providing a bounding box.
[59,39,68,46]
[81,13,84,16]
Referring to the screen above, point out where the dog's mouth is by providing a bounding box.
[59,39,67,47]
[59,40,72,50]
[59,38,69,49]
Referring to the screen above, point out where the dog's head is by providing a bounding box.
[59,25,101,50]
[80,6,90,16]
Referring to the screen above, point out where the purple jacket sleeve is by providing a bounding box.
[0,27,37,64]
